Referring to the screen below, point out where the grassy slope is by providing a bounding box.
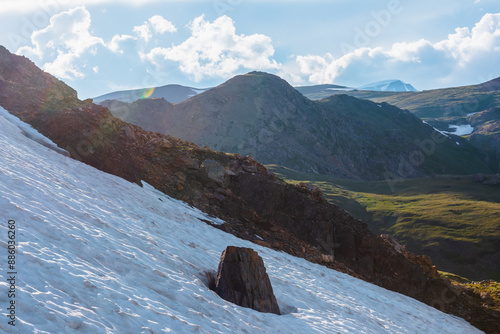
[267,164,500,281]
[440,270,500,315]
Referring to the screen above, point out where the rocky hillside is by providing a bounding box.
[101,72,491,180]
[0,45,498,332]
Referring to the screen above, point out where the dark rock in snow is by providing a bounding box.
[215,246,280,315]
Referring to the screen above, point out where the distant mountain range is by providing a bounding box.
[100,71,491,180]
[93,84,209,104]
[94,79,417,104]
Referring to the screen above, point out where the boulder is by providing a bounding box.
[215,246,280,315]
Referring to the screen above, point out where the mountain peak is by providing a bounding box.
[359,79,417,92]
[226,71,290,86]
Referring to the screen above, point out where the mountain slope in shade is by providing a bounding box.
[102,71,491,180]
[359,80,418,92]
[93,84,209,104]
[0,106,481,333]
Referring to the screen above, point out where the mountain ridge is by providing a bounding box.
[102,71,492,181]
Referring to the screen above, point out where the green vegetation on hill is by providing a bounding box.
[440,270,500,314]
[267,164,500,281]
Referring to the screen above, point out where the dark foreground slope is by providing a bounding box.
[0,46,498,332]
[102,72,491,180]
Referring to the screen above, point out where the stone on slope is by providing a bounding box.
[215,246,280,315]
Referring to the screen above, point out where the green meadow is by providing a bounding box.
[267,165,500,281]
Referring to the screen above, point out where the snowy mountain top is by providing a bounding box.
[0,107,480,333]
[359,80,417,92]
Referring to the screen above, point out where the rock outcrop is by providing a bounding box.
[0,45,498,333]
[215,246,280,315]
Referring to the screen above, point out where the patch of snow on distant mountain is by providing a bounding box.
[326,87,354,91]
[444,124,474,136]
[0,106,480,333]
[422,120,451,139]
[466,112,480,117]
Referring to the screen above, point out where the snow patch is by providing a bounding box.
[422,120,451,139]
[0,106,69,156]
[359,80,417,92]
[326,87,354,91]
[466,111,480,117]
[443,124,474,136]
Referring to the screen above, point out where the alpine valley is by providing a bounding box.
[1,44,499,333]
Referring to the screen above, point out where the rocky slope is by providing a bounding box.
[101,72,491,180]
[0,45,498,332]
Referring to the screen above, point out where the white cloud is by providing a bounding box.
[143,15,279,81]
[133,23,152,43]
[149,15,177,34]
[286,13,500,88]
[0,0,173,14]
[42,53,85,79]
[108,34,135,53]
[133,15,176,43]
[17,6,104,80]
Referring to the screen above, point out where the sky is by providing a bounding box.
[0,0,499,99]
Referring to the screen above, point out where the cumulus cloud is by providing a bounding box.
[17,6,104,80]
[288,13,500,88]
[133,24,153,43]
[0,0,167,14]
[133,15,176,43]
[149,15,177,34]
[108,34,135,53]
[143,15,279,81]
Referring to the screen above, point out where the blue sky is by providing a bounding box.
[1,0,499,99]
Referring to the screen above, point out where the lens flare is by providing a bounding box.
[141,87,155,99]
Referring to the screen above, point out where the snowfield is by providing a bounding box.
[445,124,474,136]
[0,106,482,333]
